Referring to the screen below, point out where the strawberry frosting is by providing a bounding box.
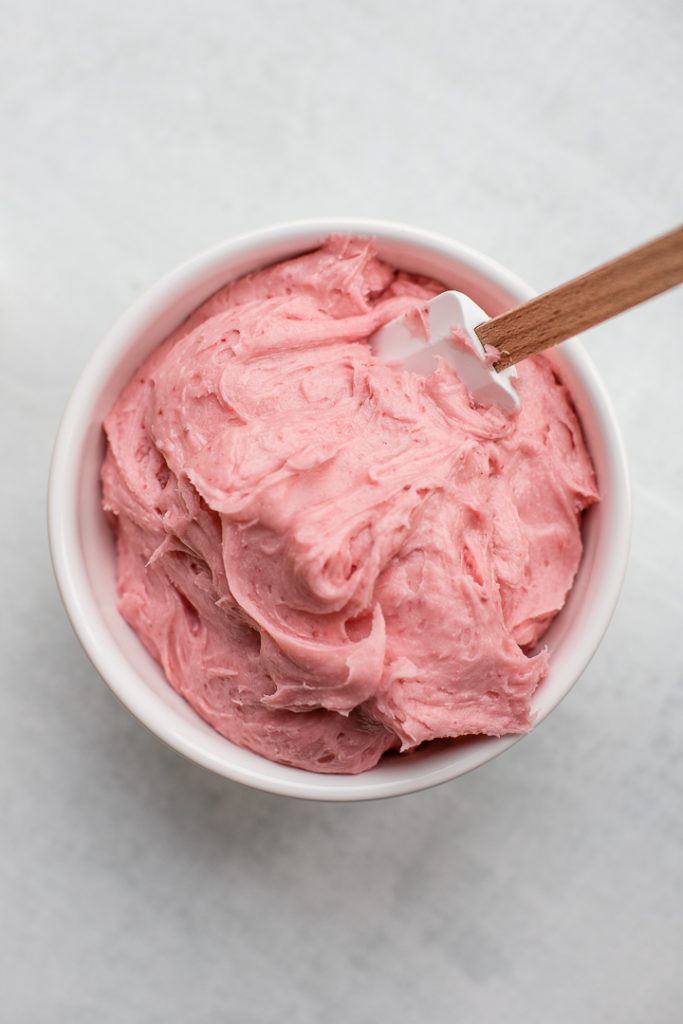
[101,237,598,773]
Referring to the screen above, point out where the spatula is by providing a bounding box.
[369,225,683,414]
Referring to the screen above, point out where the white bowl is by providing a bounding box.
[48,218,631,801]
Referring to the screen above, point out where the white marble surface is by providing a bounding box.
[2,1,682,1020]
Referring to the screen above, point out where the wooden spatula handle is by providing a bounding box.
[475,224,683,370]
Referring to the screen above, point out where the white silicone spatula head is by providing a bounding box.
[369,290,520,414]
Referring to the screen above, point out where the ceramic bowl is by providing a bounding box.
[48,218,630,800]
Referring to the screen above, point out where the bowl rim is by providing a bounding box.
[48,217,631,800]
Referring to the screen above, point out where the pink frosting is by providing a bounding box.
[101,237,599,774]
